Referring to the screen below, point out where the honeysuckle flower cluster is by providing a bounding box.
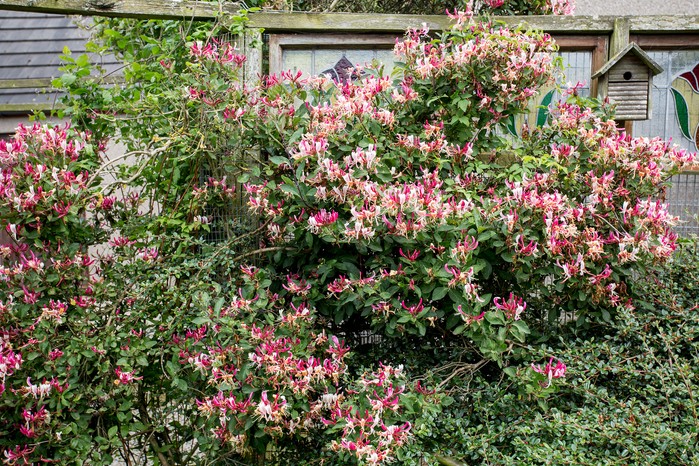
[531,357,567,387]
[0,124,106,462]
[492,100,695,310]
[465,0,575,15]
[182,266,434,463]
[240,12,562,343]
[326,365,416,465]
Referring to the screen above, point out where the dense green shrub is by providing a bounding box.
[423,243,699,465]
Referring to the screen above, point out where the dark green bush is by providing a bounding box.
[423,241,699,465]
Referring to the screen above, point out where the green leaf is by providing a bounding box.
[671,87,692,140]
[536,90,555,127]
[76,54,90,68]
[269,156,289,166]
[512,320,530,335]
[485,311,506,326]
[506,114,518,137]
[432,286,448,301]
[61,73,77,86]
[280,183,299,196]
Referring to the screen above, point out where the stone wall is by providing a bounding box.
[575,0,699,16]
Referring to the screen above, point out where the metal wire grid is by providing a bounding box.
[667,173,699,236]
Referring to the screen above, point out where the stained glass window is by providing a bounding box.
[634,50,699,236]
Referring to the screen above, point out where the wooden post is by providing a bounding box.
[610,17,631,56]
[242,29,263,82]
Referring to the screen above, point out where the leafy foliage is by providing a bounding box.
[424,243,699,465]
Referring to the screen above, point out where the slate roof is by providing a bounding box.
[0,10,120,114]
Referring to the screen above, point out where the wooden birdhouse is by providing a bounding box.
[592,43,663,121]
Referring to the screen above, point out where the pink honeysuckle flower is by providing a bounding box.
[531,357,567,387]
[48,348,64,361]
[328,336,351,360]
[21,286,39,305]
[3,445,35,464]
[136,247,159,262]
[457,305,485,324]
[398,248,420,261]
[282,275,312,295]
[114,367,143,385]
[109,236,134,248]
[493,293,526,320]
[401,298,425,316]
[516,235,539,256]
[256,391,288,422]
[327,275,353,295]
[307,209,339,233]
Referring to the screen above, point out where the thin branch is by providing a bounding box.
[324,0,340,12]
[231,246,296,262]
[437,359,488,390]
[148,436,171,466]
[435,455,466,466]
[92,140,174,180]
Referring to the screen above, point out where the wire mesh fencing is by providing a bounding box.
[667,172,699,237]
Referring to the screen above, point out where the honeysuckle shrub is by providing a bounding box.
[1,5,695,466]
[0,125,111,461]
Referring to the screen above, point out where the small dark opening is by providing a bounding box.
[623,71,633,80]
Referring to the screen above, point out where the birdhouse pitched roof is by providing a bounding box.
[592,43,663,79]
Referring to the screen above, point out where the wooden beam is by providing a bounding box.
[247,12,452,33]
[0,76,124,89]
[0,0,241,20]
[0,2,696,35]
[0,103,61,112]
[0,78,56,89]
[247,12,619,33]
[247,12,699,35]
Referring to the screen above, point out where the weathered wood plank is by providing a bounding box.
[610,17,630,56]
[248,13,451,33]
[0,78,55,89]
[632,34,699,48]
[247,12,620,33]
[247,12,699,34]
[0,0,241,19]
[0,76,124,89]
[0,103,61,112]
[0,2,696,35]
